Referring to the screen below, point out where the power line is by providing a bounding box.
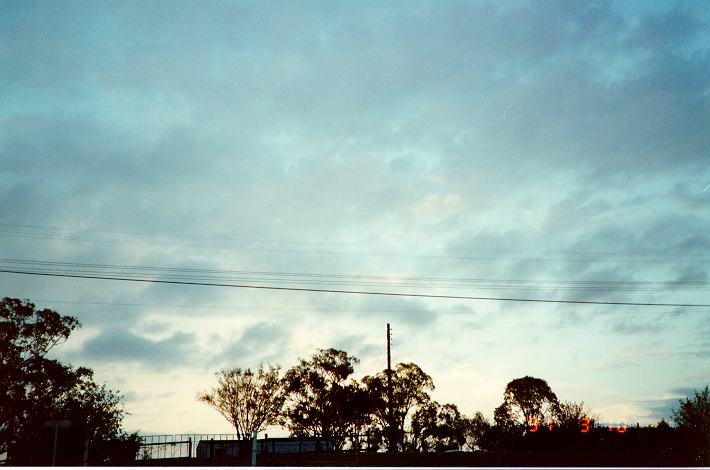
[0,223,351,246]
[3,224,709,263]
[0,258,705,290]
[5,268,701,292]
[2,269,708,308]
[2,222,707,257]
[31,299,706,314]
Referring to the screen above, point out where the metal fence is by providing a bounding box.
[138,434,239,459]
[137,433,383,460]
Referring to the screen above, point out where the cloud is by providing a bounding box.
[607,311,682,336]
[637,386,708,423]
[216,322,290,367]
[331,334,380,363]
[626,6,707,51]
[356,296,439,327]
[80,328,196,369]
[2,0,710,435]
[671,183,710,210]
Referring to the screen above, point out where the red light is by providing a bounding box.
[547,419,555,431]
[528,416,538,432]
[606,418,628,433]
[580,417,590,433]
[617,419,627,434]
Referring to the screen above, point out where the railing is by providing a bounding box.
[138,434,239,459]
[138,433,385,460]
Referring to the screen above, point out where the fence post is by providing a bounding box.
[83,437,89,466]
[251,431,257,466]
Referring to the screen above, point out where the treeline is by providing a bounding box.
[198,349,459,452]
[199,348,710,465]
[3,297,707,466]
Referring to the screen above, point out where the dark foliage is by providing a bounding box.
[362,362,434,452]
[1,297,139,465]
[281,348,372,450]
[411,402,467,452]
[495,376,558,432]
[197,363,285,440]
[672,386,710,466]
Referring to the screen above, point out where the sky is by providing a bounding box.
[1,0,709,437]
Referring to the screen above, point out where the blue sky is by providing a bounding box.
[1,0,709,435]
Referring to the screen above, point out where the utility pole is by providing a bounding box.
[386,323,394,453]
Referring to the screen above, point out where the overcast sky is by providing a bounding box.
[1,0,709,436]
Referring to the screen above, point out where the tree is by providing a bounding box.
[493,402,518,434]
[410,401,438,451]
[672,386,710,465]
[363,362,435,452]
[656,419,671,430]
[1,297,139,465]
[342,381,378,451]
[494,376,558,432]
[282,348,368,450]
[411,402,467,452]
[554,400,597,432]
[463,411,493,451]
[432,403,468,451]
[1,296,81,457]
[672,386,710,433]
[197,363,285,440]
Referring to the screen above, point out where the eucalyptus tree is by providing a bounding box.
[494,376,558,432]
[281,348,370,450]
[1,297,139,465]
[363,362,435,451]
[198,363,285,440]
[411,401,468,452]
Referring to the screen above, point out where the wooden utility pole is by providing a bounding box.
[386,323,394,452]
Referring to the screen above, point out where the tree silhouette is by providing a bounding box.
[411,402,467,452]
[281,348,366,450]
[1,297,139,465]
[495,376,558,432]
[554,400,597,432]
[363,362,434,452]
[463,411,493,451]
[672,386,709,465]
[197,363,285,440]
